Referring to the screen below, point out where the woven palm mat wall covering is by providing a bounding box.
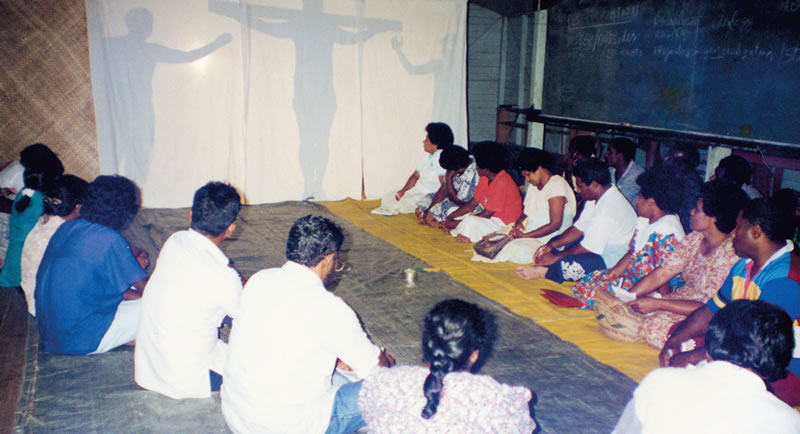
[0,0,99,182]
[16,201,635,432]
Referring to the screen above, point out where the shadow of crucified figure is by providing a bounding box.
[210,0,400,200]
[102,7,231,180]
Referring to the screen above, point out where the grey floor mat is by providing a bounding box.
[16,201,635,432]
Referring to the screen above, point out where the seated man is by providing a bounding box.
[660,198,800,406]
[604,137,644,206]
[516,157,637,283]
[35,175,148,354]
[222,215,395,434]
[711,154,763,199]
[135,182,243,399]
[376,122,453,215]
[614,300,800,433]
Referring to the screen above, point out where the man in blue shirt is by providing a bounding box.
[35,175,148,354]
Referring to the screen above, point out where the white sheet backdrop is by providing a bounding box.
[87,0,467,207]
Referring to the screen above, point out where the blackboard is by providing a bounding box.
[543,0,800,145]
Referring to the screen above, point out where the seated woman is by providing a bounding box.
[476,148,576,263]
[0,146,64,287]
[0,144,63,264]
[376,122,453,215]
[20,175,87,316]
[446,142,522,242]
[516,158,638,283]
[358,299,536,433]
[416,146,479,226]
[625,181,747,349]
[571,166,687,309]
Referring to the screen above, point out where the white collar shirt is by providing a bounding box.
[222,260,380,433]
[574,185,638,266]
[135,229,242,399]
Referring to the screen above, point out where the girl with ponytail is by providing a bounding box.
[358,299,536,432]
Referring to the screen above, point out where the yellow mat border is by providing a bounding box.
[323,198,659,382]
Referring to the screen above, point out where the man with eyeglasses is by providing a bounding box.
[222,214,395,434]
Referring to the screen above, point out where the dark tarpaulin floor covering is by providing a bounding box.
[15,201,635,433]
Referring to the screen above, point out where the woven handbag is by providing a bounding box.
[594,288,645,342]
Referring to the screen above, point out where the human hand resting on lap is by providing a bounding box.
[628,297,660,314]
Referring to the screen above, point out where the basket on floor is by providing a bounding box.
[594,288,644,342]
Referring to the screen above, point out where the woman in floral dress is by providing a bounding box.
[626,181,748,348]
[416,145,479,225]
[571,167,687,309]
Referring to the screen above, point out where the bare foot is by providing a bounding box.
[515,265,547,280]
[455,234,471,243]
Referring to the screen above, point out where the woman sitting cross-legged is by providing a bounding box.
[515,157,638,283]
[416,146,480,226]
[570,165,688,309]
[357,299,536,433]
[475,148,576,263]
[625,181,747,349]
[446,142,522,242]
[20,174,88,317]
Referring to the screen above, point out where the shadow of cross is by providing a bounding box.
[210,0,402,200]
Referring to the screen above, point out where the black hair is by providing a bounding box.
[659,162,702,233]
[569,135,599,159]
[14,144,65,214]
[425,122,455,149]
[80,175,140,231]
[517,148,554,173]
[285,215,344,267]
[472,141,505,174]
[573,157,611,186]
[740,197,795,243]
[699,180,747,234]
[608,137,637,163]
[190,182,241,237]
[636,166,683,215]
[438,145,471,171]
[663,142,700,171]
[42,175,88,217]
[706,300,794,383]
[421,299,494,419]
[19,143,64,175]
[716,155,753,187]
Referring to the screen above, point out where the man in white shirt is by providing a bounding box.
[376,122,453,215]
[222,215,395,434]
[135,182,243,399]
[516,157,637,283]
[614,300,800,433]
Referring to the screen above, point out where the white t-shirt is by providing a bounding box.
[522,174,576,242]
[222,261,380,433]
[415,149,446,194]
[632,214,685,253]
[614,361,800,434]
[135,229,242,399]
[574,185,637,266]
[0,160,24,193]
